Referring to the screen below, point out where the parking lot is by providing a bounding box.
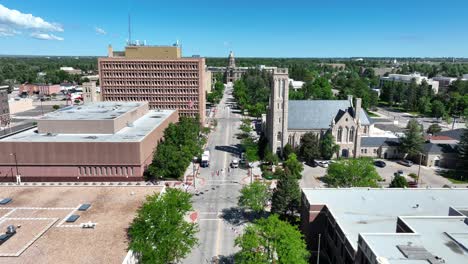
[300,159,467,188]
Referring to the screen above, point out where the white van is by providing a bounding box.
[230,159,239,168]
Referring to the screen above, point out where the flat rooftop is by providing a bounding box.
[1,109,175,143]
[303,188,468,250]
[41,102,144,121]
[361,217,468,263]
[0,186,164,264]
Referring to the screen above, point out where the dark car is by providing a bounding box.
[374,160,387,168]
[397,160,414,167]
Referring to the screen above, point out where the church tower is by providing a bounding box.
[267,68,289,156]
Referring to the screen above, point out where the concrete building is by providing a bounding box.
[19,83,61,96]
[289,78,305,90]
[432,76,458,91]
[301,188,468,264]
[60,66,82,75]
[379,73,439,94]
[359,137,402,159]
[82,81,100,103]
[8,97,34,114]
[0,102,178,181]
[266,68,372,157]
[99,44,206,122]
[0,85,10,127]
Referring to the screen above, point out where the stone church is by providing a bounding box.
[266,68,373,158]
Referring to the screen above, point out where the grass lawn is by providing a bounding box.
[438,169,468,184]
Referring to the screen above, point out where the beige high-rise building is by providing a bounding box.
[99,44,206,122]
[82,81,100,103]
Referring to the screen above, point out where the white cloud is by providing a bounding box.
[0,4,63,32]
[30,32,63,41]
[95,27,106,35]
[0,25,20,36]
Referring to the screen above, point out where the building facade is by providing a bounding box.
[19,84,61,96]
[82,81,100,103]
[0,85,10,128]
[266,69,372,158]
[379,73,439,94]
[0,102,178,181]
[99,44,206,123]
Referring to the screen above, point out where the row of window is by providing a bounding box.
[361,148,378,154]
[100,63,199,70]
[103,88,198,94]
[102,80,199,86]
[102,72,199,78]
[78,166,134,176]
[105,96,198,103]
[336,126,355,143]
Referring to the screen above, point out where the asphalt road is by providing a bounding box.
[183,84,247,263]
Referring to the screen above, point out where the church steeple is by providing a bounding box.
[228,51,236,68]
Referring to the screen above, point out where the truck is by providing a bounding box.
[201,150,210,168]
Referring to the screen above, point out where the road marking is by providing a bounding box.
[215,217,223,255]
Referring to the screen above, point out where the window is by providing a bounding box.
[345,127,349,142]
[337,127,343,142]
[349,127,355,142]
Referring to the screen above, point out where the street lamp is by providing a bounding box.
[192,156,198,189]
[10,153,20,184]
[417,152,423,185]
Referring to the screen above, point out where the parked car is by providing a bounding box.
[374,160,387,168]
[317,161,329,168]
[396,170,405,176]
[397,160,413,167]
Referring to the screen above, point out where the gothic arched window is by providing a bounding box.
[349,127,355,142]
[337,127,343,142]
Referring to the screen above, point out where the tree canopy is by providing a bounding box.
[148,117,202,179]
[320,132,340,159]
[283,153,304,179]
[271,169,301,220]
[234,214,310,264]
[399,119,425,158]
[129,188,198,264]
[325,158,381,187]
[238,181,271,213]
[299,132,321,164]
[389,174,409,188]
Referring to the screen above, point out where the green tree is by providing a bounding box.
[458,128,468,171]
[129,188,198,264]
[271,169,301,220]
[321,132,340,159]
[399,119,425,158]
[52,105,60,110]
[283,153,303,179]
[299,132,321,164]
[238,181,271,214]
[282,143,294,160]
[427,123,442,134]
[234,214,310,264]
[431,100,446,119]
[325,158,381,187]
[389,174,409,188]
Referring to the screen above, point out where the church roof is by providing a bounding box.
[287,100,371,130]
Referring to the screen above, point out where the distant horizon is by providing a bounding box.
[1,1,467,57]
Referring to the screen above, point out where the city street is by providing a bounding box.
[183,84,247,263]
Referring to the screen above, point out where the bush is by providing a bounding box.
[52,105,60,110]
[408,173,418,179]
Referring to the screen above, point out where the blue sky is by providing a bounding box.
[0,0,467,57]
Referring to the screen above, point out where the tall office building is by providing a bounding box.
[98,44,206,122]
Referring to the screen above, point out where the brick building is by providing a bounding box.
[19,83,61,96]
[99,44,206,123]
[301,188,468,264]
[0,102,178,181]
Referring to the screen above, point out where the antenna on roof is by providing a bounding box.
[128,13,132,45]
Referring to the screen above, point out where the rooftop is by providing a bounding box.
[361,217,468,263]
[288,100,371,130]
[0,108,175,142]
[361,137,400,147]
[303,188,468,251]
[41,102,144,121]
[0,185,164,264]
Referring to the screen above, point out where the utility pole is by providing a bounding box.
[417,152,422,185]
[316,234,321,264]
[10,153,20,184]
